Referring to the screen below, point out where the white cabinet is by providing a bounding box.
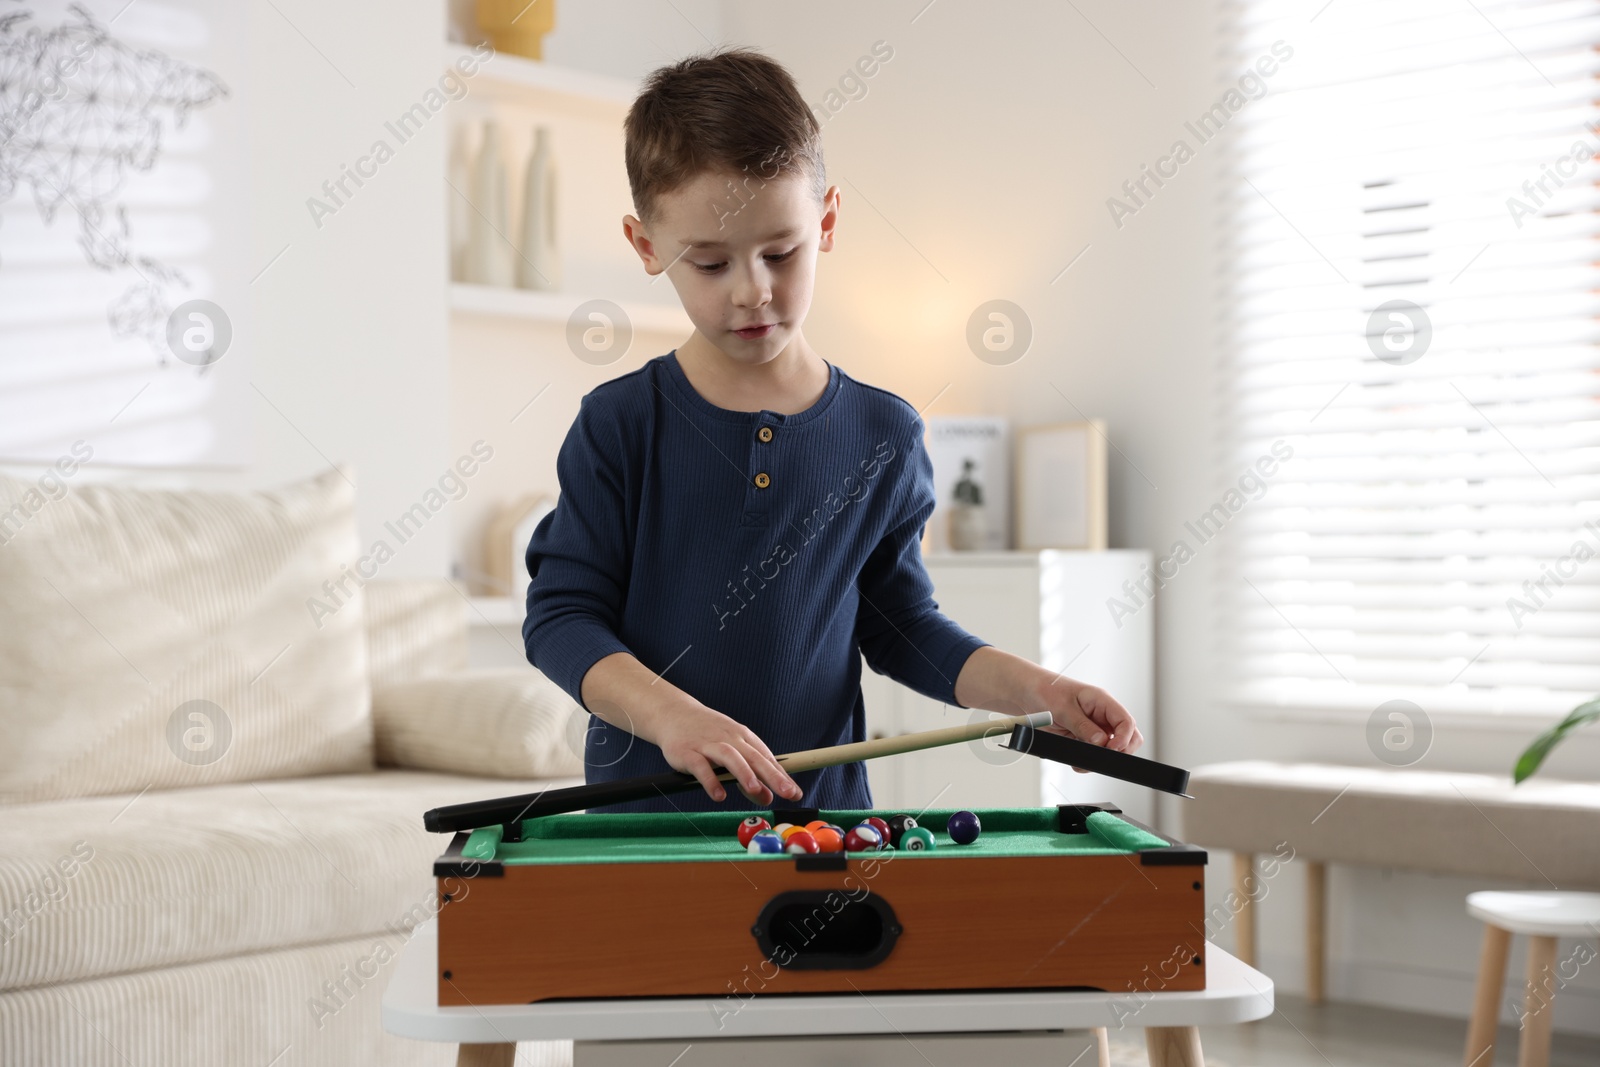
[859,550,1156,825]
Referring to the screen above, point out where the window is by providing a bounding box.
[1218,0,1600,718]
[0,1,248,466]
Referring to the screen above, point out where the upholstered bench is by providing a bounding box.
[1181,761,1600,1003]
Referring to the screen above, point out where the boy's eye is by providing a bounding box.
[689,249,796,274]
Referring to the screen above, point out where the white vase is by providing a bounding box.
[447,123,474,282]
[464,121,512,287]
[948,504,987,551]
[516,126,561,291]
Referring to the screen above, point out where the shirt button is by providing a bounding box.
[754,472,771,489]
[757,426,774,443]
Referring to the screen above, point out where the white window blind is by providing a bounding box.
[1218,0,1600,718]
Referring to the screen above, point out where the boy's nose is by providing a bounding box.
[733,266,771,308]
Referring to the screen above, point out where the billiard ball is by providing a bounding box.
[863,816,891,841]
[784,831,819,855]
[843,826,881,852]
[826,823,847,840]
[900,827,936,851]
[747,831,784,855]
[772,822,795,839]
[886,815,919,848]
[804,820,831,834]
[812,828,843,853]
[779,825,809,843]
[947,810,981,845]
[738,816,771,847]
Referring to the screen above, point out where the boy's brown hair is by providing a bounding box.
[624,46,826,228]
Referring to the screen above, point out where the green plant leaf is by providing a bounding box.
[1514,698,1600,784]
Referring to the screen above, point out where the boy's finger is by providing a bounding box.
[747,747,802,799]
[1058,706,1107,746]
[745,748,800,796]
[683,754,726,802]
[744,738,797,787]
[709,742,764,798]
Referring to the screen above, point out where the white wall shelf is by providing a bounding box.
[449,283,690,335]
[445,43,636,111]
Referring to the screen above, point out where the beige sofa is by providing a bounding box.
[0,469,585,1066]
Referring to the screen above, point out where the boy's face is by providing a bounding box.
[623,165,839,368]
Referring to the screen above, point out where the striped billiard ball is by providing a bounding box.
[844,825,882,852]
[747,831,784,855]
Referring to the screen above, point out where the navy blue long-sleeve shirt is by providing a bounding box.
[522,349,990,813]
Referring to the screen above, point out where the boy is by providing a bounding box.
[523,46,1141,813]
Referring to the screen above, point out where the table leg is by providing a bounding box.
[1233,852,1257,967]
[1093,1025,1110,1067]
[456,1043,516,1067]
[1516,935,1558,1067]
[1146,1025,1204,1067]
[1306,860,1326,1004]
[1464,923,1510,1067]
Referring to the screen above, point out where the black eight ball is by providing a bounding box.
[886,814,919,848]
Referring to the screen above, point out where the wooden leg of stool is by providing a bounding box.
[1465,923,1511,1067]
[1517,935,1558,1067]
[1306,860,1326,1004]
[1146,1025,1205,1067]
[1093,1025,1110,1067]
[456,1043,516,1067]
[1233,852,1257,967]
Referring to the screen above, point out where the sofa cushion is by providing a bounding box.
[373,669,586,779]
[0,466,373,804]
[363,580,469,691]
[0,770,582,991]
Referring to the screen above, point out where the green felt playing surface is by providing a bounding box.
[460,808,1172,866]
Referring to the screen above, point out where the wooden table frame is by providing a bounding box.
[382,919,1274,1066]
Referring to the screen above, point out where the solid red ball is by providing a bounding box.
[737,816,771,847]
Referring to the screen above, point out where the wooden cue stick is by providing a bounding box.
[422,711,1054,834]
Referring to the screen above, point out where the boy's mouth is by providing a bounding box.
[733,323,775,339]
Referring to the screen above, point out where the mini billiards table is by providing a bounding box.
[432,803,1208,1006]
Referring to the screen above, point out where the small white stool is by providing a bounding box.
[1463,891,1600,1067]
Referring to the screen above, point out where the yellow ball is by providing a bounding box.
[779,825,808,842]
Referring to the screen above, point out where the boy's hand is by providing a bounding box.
[954,647,1144,768]
[1034,674,1144,771]
[654,701,804,805]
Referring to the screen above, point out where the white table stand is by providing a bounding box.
[383,919,1274,1066]
[1463,890,1600,1067]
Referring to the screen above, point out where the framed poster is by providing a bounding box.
[1015,421,1108,550]
[924,416,1009,552]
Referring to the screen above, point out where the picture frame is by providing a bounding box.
[1014,421,1108,551]
[923,416,1010,552]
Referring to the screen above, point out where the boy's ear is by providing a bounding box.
[817,186,841,253]
[621,214,664,273]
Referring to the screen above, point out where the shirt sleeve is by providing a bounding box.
[522,395,634,711]
[853,424,991,708]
